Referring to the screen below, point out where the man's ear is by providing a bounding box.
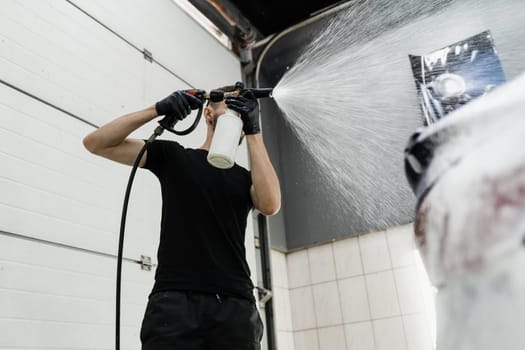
[204,106,213,125]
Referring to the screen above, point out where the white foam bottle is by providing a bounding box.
[207,108,243,169]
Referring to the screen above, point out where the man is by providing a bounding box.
[82,85,281,350]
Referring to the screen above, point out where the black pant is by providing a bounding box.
[140,290,264,350]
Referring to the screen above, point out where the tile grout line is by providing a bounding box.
[291,313,427,332]
[331,241,349,350]
[281,251,294,334]
[284,252,299,345]
[412,231,439,350]
[357,234,379,350]
[385,228,410,350]
[287,264,415,291]
[279,251,294,333]
[305,248,322,350]
[412,244,437,350]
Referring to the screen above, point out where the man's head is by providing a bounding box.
[204,85,236,130]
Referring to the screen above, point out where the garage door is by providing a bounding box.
[0,1,247,348]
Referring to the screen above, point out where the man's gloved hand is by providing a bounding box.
[155,91,203,121]
[225,90,260,135]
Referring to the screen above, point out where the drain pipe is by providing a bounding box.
[254,0,359,88]
[235,25,257,86]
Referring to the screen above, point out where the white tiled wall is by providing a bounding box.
[270,223,436,350]
[271,249,295,349]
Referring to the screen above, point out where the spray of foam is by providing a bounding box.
[270,0,525,228]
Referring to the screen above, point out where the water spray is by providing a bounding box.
[114,82,273,350]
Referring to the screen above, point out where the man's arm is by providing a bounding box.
[247,134,281,216]
[82,106,156,167]
[226,90,281,216]
[82,90,202,166]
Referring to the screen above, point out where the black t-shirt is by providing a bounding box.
[143,139,255,301]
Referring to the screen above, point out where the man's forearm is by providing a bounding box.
[247,134,281,215]
[83,105,157,153]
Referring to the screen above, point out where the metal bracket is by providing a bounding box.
[256,286,273,307]
[140,255,153,271]
[143,49,153,62]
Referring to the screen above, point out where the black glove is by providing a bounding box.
[225,90,260,135]
[155,90,203,121]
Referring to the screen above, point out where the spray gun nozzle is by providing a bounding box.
[206,87,274,103]
[245,88,274,99]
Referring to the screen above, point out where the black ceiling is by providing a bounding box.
[189,0,347,41]
[228,0,345,36]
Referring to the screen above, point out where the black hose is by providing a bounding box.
[115,136,149,350]
[115,108,202,350]
[159,106,203,136]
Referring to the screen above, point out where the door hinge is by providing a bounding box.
[143,49,153,62]
[256,286,273,306]
[140,255,153,271]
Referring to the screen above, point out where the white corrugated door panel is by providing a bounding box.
[0,233,150,350]
[0,0,147,127]
[67,0,241,90]
[0,83,160,260]
[0,0,260,348]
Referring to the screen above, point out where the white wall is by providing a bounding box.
[270,224,437,350]
[0,1,246,349]
[270,248,295,349]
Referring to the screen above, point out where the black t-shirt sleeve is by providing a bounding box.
[143,140,185,178]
